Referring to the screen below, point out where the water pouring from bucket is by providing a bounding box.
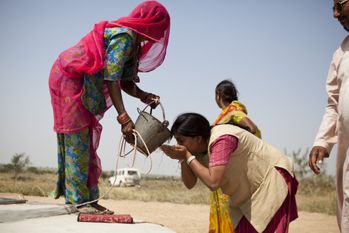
[131,101,172,156]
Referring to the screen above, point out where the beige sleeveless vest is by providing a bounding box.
[209,125,294,233]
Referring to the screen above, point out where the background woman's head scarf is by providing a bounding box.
[108,1,171,72]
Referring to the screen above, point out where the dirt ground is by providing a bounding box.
[0,193,339,233]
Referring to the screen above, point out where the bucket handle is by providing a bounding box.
[137,101,169,127]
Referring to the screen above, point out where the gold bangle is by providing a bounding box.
[120,118,131,125]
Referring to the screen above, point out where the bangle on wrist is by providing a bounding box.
[120,118,131,125]
[117,112,131,125]
[186,156,196,165]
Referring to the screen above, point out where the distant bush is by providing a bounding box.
[0,164,56,175]
[0,164,14,173]
[142,174,180,181]
[26,167,56,175]
[101,171,114,179]
[27,166,42,174]
[10,153,31,182]
[288,148,311,179]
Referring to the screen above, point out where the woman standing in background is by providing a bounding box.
[209,79,261,232]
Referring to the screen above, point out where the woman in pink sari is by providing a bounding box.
[48,1,170,212]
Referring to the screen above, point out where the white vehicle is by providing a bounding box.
[109,168,141,187]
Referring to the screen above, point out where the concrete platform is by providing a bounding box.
[0,199,176,233]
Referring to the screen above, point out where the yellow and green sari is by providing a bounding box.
[209,100,261,233]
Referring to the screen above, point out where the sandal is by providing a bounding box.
[77,204,101,214]
[90,202,114,215]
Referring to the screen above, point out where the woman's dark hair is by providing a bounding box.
[215,79,238,103]
[171,113,211,140]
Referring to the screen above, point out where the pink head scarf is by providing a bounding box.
[78,1,170,76]
[109,1,171,72]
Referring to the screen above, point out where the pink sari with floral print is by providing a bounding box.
[48,1,170,187]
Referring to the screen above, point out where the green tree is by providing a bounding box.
[291,148,309,179]
[11,153,30,181]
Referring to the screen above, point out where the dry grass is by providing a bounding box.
[296,174,337,215]
[100,178,210,204]
[0,171,210,204]
[0,170,336,215]
[296,194,336,215]
[0,172,56,197]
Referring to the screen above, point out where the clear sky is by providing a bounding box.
[0,0,346,176]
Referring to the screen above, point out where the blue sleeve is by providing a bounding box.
[104,33,134,81]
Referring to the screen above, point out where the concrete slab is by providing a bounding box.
[0,203,75,223]
[0,197,27,205]
[0,202,176,233]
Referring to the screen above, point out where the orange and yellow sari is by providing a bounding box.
[209,100,261,233]
[213,101,261,138]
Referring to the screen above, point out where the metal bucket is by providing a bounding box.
[133,102,171,156]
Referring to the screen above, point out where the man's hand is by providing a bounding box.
[308,146,329,174]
